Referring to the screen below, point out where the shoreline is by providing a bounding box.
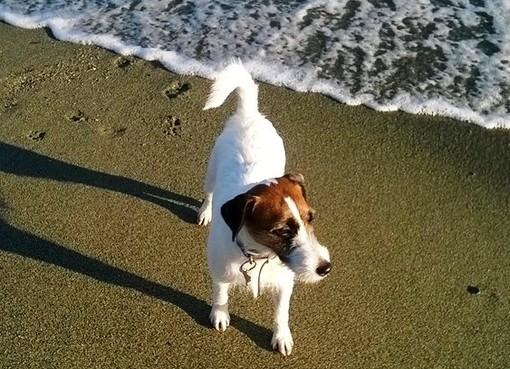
[1,22,509,369]
[0,11,508,129]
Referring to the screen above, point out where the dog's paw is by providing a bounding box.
[197,208,212,226]
[197,200,212,226]
[210,305,230,332]
[271,328,294,356]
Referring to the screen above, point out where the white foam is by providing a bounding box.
[0,0,509,128]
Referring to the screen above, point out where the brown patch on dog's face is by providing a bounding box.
[243,174,315,258]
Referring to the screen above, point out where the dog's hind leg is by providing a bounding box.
[271,281,294,356]
[210,280,230,331]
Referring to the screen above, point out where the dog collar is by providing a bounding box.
[235,238,273,298]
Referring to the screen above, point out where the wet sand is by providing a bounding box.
[1,22,509,368]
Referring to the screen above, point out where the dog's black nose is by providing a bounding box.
[316,261,332,277]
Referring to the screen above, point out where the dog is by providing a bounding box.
[197,61,331,356]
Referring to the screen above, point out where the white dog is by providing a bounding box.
[197,61,331,356]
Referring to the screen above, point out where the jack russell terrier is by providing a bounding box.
[197,61,331,356]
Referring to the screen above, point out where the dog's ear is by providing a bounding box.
[221,194,258,242]
[284,172,307,200]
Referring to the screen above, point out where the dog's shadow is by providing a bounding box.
[0,142,273,351]
[0,141,201,224]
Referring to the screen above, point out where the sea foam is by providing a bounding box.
[0,0,509,128]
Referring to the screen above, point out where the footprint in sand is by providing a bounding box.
[97,124,127,138]
[67,110,87,123]
[162,115,182,137]
[28,131,46,141]
[163,81,191,100]
[115,56,134,69]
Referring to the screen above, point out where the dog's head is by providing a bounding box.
[221,173,331,283]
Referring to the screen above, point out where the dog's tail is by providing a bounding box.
[203,60,259,117]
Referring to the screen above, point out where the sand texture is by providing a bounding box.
[1,23,509,369]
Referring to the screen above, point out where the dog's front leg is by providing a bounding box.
[271,281,294,356]
[210,280,230,331]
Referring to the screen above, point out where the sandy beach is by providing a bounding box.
[1,22,509,368]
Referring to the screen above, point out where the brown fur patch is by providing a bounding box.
[244,176,315,256]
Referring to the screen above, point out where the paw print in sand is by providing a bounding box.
[162,116,182,137]
[163,81,191,100]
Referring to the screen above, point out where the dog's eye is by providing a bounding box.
[308,210,316,223]
[272,227,291,238]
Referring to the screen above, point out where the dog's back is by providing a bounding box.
[203,61,286,207]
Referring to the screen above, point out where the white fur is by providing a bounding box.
[284,197,331,283]
[198,61,326,356]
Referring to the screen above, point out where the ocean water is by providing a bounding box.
[0,0,509,128]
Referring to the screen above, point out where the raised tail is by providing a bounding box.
[203,60,259,116]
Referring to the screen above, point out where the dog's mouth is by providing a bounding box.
[290,264,332,283]
[279,246,332,283]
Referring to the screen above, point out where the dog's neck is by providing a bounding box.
[233,227,274,260]
[234,237,277,298]
[235,238,260,259]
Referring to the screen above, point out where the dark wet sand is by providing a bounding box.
[1,22,509,369]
